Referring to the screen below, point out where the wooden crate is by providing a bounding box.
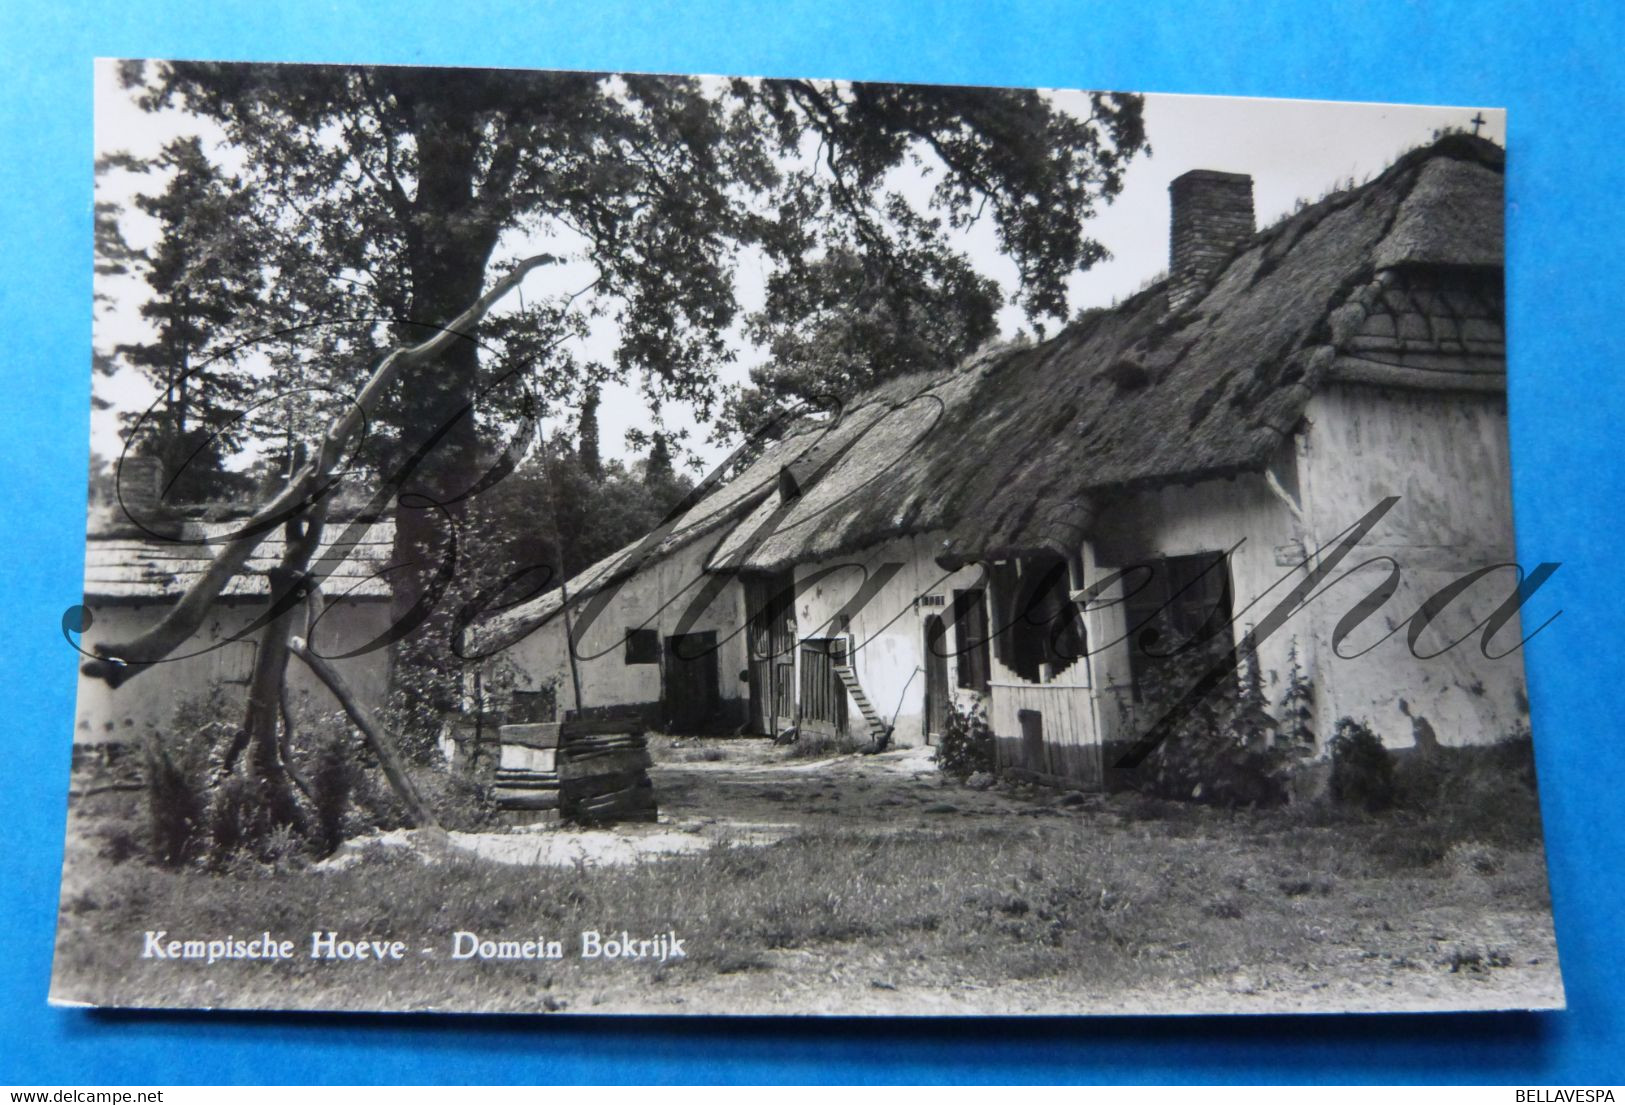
[558,707,658,824]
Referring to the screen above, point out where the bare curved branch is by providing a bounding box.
[83,252,559,686]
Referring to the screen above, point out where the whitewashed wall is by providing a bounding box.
[1085,383,1528,752]
[481,535,749,726]
[73,598,394,746]
[978,556,1098,779]
[1295,383,1527,747]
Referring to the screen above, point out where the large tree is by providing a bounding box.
[105,137,267,503]
[116,62,1147,717]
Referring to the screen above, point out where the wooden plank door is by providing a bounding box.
[797,638,847,739]
[663,631,720,733]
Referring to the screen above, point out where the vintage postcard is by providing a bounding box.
[55,60,1562,1015]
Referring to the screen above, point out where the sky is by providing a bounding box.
[90,60,1505,473]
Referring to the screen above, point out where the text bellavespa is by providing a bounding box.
[140,929,686,964]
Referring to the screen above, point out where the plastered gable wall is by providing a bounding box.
[792,532,985,747]
[483,535,749,722]
[73,599,394,745]
[1087,460,1303,746]
[1295,382,1528,747]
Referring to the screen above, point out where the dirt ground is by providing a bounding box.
[449,739,1021,864]
[327,738,1043,868]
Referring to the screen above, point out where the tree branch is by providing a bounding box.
[84,252,559,686]
[288,636,443,834]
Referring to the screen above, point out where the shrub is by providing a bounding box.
[1445,841,1503,877]
[92,821,143,865]
[1328,718,1395,811]
[1135,632,1292,807]
[143,735,206,868]
[348,763,412,831]
[1391,744,1452,811]
[428,767,500,832]
[936,701,996,780]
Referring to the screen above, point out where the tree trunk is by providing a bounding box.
[385,119,503,730]
[226,509,327,843]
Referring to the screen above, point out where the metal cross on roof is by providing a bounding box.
[1469,112,1487,136]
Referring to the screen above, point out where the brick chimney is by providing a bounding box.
[1167,169,1255,313]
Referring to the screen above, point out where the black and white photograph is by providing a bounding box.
[54,58,1562,1016]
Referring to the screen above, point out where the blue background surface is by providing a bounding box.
[2,0,1621,1084]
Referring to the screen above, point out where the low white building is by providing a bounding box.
[74,506,396,749]
[468,134,1528,788]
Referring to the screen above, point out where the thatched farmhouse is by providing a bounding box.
[74,458,396,750]
[467,133,1523,787]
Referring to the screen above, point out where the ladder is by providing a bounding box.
[833,660,891,747]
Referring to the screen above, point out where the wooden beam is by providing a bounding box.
[288,636,444,835]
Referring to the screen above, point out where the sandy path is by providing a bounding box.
[325,739,1045,868]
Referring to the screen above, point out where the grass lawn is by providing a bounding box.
[50,740,1564,1015]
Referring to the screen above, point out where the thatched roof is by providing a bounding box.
[471,134,1504,654]
[84,517,397,602]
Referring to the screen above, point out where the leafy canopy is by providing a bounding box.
[118,63,1147,464]
[102,62,1147,726]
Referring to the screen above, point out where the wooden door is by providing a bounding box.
[744,578,773,734]
[744,573,797,736]
[923,614,950,744]
[663,631,720,733]
[797,638,847,739]
[771,648,796,734]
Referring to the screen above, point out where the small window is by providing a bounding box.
[625,627,660,665]
[1123,552,1234,700]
